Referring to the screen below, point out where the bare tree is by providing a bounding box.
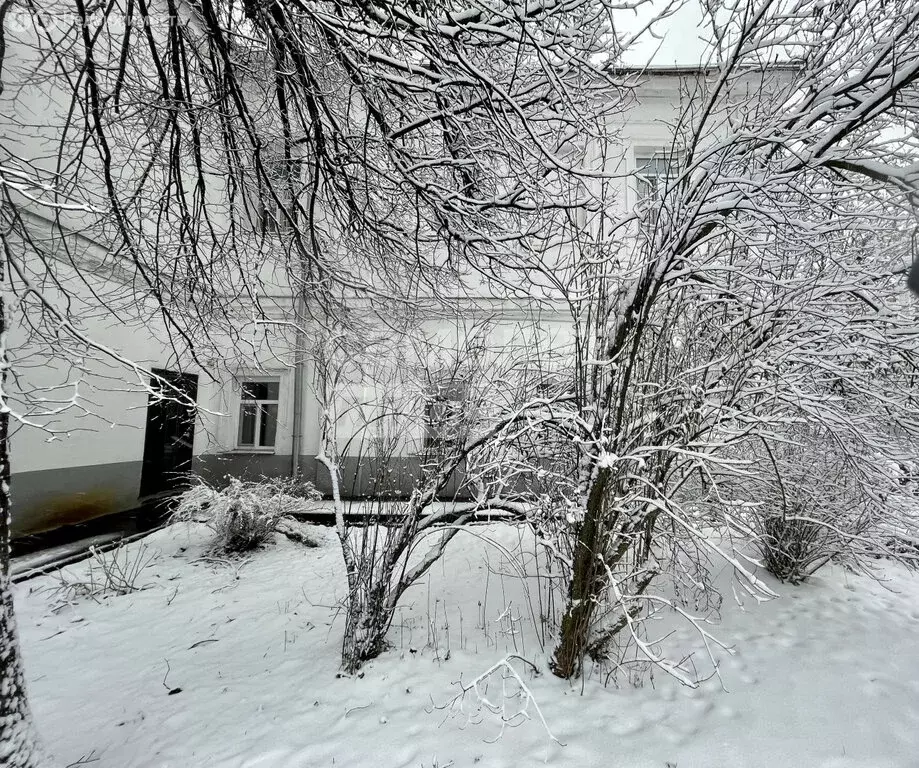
[4,0,916,726]
[534,0,919,679]
[313,318,558,672]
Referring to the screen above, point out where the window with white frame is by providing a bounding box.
[423,379,469,457]
[243,142,303,236]
[635,151,681,201]
[258,150,302,235]
[237,379,280,449]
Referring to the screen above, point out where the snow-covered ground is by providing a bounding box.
[13,521,919,768]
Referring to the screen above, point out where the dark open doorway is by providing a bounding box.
[139,369,199,498]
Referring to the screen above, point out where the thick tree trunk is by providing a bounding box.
[340,610,390,675]
[0,295,49,766]
[0,570,47,767]
[551,468,609,679]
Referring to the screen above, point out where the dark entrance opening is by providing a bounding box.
[139,369,199,498]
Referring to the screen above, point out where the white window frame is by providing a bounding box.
[243,142,303,236]
[236,377,281,451]
[634,149,681,203]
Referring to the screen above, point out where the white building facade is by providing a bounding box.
[2,51,716,535]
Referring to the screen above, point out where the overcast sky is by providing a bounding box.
[620,0,711,67]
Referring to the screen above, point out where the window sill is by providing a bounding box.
[230,447,277,455]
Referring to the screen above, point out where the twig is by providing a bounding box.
[437,654,564,761]
[188,638,219,650]
[345,702,372,717]
[65,751,100,767]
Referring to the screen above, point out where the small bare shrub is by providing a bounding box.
[436,655,563,757]
[172,476,321,553]
[89,542,158,594]
[46,542,157,607]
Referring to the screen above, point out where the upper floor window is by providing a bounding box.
[238,379,279,449]
[635,151,681,202]
[243,142,302,236]
[258,150,302,235]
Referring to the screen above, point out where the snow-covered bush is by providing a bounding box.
[758,508,835,584]
[172,476,321,553]
[731,426,918,584]
[750,439,865,584]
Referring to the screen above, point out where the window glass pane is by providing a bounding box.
[238,403,257,445]
[241,381,263,400]
[241,381,279,400]
[636,154,679,200]
[260,404,278,447]
[637,175,654,199]
[263,381,280,400]
[639,156,672,176]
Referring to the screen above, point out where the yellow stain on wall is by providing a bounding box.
[17,490,122,535]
